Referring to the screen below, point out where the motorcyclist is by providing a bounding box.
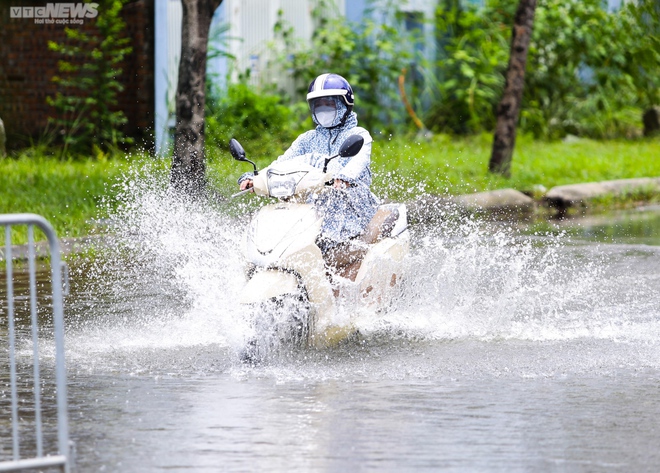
[238,73,379,266]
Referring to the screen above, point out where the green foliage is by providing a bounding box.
[523,0,638,139]
[207,21,238,63]
[47,0,133,154]
[268,0,415,134]
[426,0,513,134]
[618,0,660,110]
[205,81,307,159]
[206,21,238,87]
[426,0,658,139]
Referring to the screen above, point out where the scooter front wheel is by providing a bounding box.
[240,293,312,364]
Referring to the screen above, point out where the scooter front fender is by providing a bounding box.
[239,270,299,304]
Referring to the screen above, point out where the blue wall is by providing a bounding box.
[345,0,369,23]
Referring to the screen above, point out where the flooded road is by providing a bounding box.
[2,179,660,472]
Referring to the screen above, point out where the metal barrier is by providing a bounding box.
[0,214,70,473]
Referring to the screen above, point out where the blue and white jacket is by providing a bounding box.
[275,111,380,244]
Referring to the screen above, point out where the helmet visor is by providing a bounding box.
[310,96,339,128]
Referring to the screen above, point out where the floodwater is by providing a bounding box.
[2,174,660,472]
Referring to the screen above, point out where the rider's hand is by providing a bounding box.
[240,179,254,191]
[333,179,350,190]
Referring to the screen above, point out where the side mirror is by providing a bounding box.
[229,138,247,161]
[229,138,258,175]
[339,134,364,158]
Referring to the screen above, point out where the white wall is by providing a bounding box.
[154,0,182,156]
[218,0,345,87]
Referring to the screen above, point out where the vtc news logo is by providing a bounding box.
[10,3,99,25]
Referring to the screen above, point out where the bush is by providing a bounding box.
[425,0,513,134]
[267,0,416,135]
[523,0,641,139]
[220,0,657,141]
[47,0,133,154]
[426,0,657,139]
[618,0,660,111]
[205,81,307,159]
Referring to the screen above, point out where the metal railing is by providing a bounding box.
[0,214,70,473]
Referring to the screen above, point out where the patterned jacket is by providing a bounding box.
[275,112,379,244]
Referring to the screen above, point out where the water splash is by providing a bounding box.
[392,206,659,346]
[66,161,251,370]
[63,159,660,375]
[387,219,602,341]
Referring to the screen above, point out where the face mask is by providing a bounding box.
[311,97,340,128]
[315,107,336,128]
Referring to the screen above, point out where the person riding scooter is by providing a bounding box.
[238,73,379,269]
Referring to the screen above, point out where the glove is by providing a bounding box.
[237,171,254,185]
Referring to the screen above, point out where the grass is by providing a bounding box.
[2,135,659,244]
[0,149,135,244]
[372,133,660,201]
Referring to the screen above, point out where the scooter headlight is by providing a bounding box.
[267,170,307,198]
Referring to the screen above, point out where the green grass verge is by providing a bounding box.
[371,133,660,201]
[2,135,659,244]
[0,151,135,244]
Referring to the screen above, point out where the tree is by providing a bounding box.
[624,0,660,137]
[170,0,223,194]
[488,0,537,177]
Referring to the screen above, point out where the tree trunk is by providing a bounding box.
[170,0,223,194]
[643,106,660,137]
[489,0,537,177]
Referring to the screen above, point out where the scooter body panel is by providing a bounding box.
[245,203,321,267]
[239,270,300,304]
[355,229,410,310]
[242,202,337,340]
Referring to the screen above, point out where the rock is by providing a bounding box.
[0,117,6,157]
[452,188,535,219]
[544,178,660,215]
[643,106,660,137]
[544,182,610,206]
[600,178,660,195]
[562,134,581,143]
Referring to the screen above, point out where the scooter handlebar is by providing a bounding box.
[231,188,254,198]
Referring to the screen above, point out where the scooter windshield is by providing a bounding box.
[267,169,308,198]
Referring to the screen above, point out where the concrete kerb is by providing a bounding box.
[543,177,660,217]
[407,189,536,224]
[453,188,535,220]
[409,177,660,224]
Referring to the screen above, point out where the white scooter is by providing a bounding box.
[230,135,410,360]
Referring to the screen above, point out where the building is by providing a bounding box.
[0,0,438,152]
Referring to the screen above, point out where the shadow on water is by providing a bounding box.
[566,206,660,246]
[522,205,660,247]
